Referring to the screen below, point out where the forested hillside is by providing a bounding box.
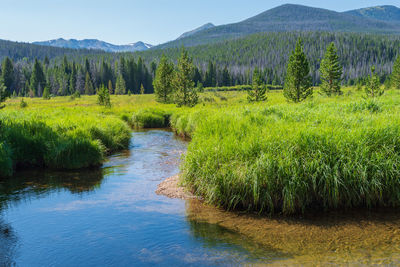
[345,5,400,22]
[136,32,400,85]
[1,32,399,98]
[0,39,102,62]
[157,4,400,49]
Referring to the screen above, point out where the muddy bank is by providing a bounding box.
[156,174,198,200]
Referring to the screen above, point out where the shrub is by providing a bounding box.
[131,109,170,128]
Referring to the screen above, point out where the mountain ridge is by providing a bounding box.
[344,5,400,22]
[33,38,153,52]
[155,4,400,49]
[177,23,215,39]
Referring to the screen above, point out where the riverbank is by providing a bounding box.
[155,174,197,200]
[3,90,400,215]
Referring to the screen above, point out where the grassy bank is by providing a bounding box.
[178,90,400,214]
[0,103,131,177]
[2,89,400,215]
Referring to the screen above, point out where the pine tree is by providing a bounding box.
[320,42,343,96]
[204,61,216,87]
[0,82,8,108]
[44,56,50,66]
[108,80,113,94]
[69,65,77,94]
[1,57,14,93]
[97,84,111,107]
[115,74,126,95]
[140,84,145,94]
[173,48,198,107]
[391,55,400,90]
[153,54,174,103]
[30,58,46,96]
[283,39,313,103]
[42,86,51,100]
[222,66,231,86]
[84,72,94,95]
[248,67,267,102]
[365,66,384,98]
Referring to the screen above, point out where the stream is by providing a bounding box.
[0,130,400,266]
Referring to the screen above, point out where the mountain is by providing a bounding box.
[156,4,400,49]
[33,38,153,52]
[345,5,400,23]
[0,39,103,62]
[177,23,215,39]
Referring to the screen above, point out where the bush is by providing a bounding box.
[131,109,170,128]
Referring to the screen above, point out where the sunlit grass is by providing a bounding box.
[2,87,400,215]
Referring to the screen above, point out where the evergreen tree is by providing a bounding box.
[1,57,14,92]
[108,80,113,94]
[84,72,94,95]
[150,61,157,77]
[320,42,343,96]
[0,82,9,108]
[391,55,400,90]
[30,58,46,96]
[42,86,51,100]
[248,67,267,102]
[153,54,174,103]
[222,66,231,86]
[115,74,126,95]
[193,66,202,86]
[97,84,111,107]
[69,65,77,94]
[44,56,50,66]
[204,61,216,87]
[365,66,384,97]
[140,84,145,94]
[283,39,313,103]
[173,48,198,107]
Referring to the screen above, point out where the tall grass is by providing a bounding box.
[0,109,130,177]
[3,88,400,215]
[178,91,400,214]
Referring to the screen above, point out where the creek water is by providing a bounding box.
[0,130,400,266]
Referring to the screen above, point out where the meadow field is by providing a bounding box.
[1,87,400,214]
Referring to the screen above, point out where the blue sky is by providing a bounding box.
[0,0,399,45]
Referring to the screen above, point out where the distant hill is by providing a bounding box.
[177,23,215,39]
[156,4,400,49]
[345,5,400,23]
[33,38,153,52]
[0,39,103,62]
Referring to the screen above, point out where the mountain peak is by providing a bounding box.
[178,23,215,39]
[33,39,153,52]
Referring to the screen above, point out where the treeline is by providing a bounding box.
[0,55,155,97]
[1,31,400,98]
[135,32,400,85]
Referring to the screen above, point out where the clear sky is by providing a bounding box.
[0,0,399,45]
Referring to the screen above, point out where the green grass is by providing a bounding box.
[0,106,131,177]
[2,88,400,215]
[177,90,400,214]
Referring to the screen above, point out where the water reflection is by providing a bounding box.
[0,168,109,212]
[0,219,18,267]
[185,199,400,265]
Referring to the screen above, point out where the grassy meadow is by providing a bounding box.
[1,87,400,214]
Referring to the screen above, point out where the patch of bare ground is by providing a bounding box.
[156,175,199,200]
